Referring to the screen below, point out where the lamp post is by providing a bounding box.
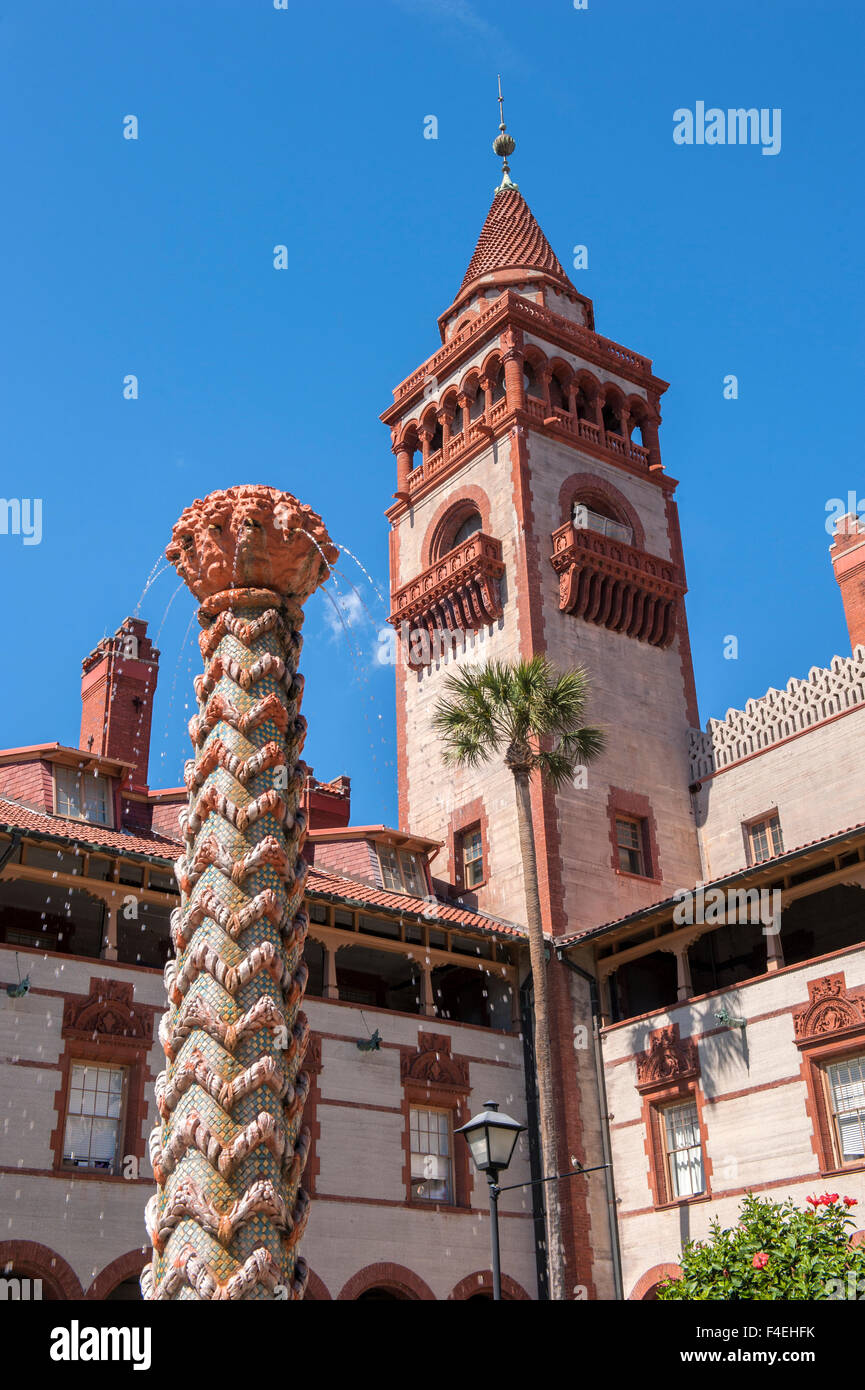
[455,1100,526,1300]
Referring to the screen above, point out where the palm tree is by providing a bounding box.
[433,656,604,1301]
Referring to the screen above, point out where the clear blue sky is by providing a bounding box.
[1,1,861,826]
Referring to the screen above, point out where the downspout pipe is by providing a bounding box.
[0,831,23,875]
[557,949,624,1301]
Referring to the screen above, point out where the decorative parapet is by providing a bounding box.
[688,645,865,781]
[550,521,683,648]
[388,532,505,648]
[389,289,655,412]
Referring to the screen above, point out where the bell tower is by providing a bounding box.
[383,100,705,1299]
[384,111,703,938]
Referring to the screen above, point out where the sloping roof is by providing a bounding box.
[0,797,183,861]
[555,819,865,948]
[307,865,525,940]
[459,187,573,296]
[0,797,523,940]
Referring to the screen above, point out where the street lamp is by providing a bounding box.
[456,1100,526,1300]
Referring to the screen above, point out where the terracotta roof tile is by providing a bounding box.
[0,797,524,940]
[459,188,573,296]
[0,797,183,860]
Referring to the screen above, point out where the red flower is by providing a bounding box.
[752,1252,770,1270]
[844,1196,858,1208]
[827,1193,840,1204]
[807,1195,819,1207]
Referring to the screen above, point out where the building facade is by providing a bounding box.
[1,148,863,1301]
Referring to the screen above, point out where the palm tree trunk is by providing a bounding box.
[512,767,567,1301]
[142,486,336,1300]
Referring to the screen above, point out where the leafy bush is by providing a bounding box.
[657,1191,865,1300]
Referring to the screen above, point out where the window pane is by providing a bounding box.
[664,1101,705,1198]
[401,852,425,898]
[63,1063,125,1173]
[378,847,401,892]
[409,1106,453,1203]
[829,1058,865,1160]
[55,767,81,818]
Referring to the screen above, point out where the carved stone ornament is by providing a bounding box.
[401,1032,469,1092]
[166,484,339,606]
[62,978,152,1045]
[636,1024,699,1090]
[793,974,865,1045]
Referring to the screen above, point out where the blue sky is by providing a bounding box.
[0,1,862,826]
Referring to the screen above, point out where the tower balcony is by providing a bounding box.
[388,532,505,661]
[550,521,684,648]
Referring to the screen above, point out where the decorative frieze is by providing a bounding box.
[689,646,865,780]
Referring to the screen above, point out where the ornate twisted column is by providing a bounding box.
[141,485,337,1301]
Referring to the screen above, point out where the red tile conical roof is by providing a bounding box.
[459,186,573,296]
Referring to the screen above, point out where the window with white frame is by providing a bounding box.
[409,1106,453,1203]
[827,1056,865,1165]
[55,766,113,826]
[377,845,427,898]
[62,1062,126,1173]
[663,1099,705,1198]
[746,813,783,865]
[460,826,484,888]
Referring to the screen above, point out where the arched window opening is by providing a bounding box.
[448,400,463,437]
[490,365,506,405]
[548,374,567,411]
[575,385,595,422]
[469,387,485,422]
[602,399,623,437]
[572,497,633,547]
[628,409,648,445]
[429,420,444,455]
[452,511,482,548]
[523,362,543,399]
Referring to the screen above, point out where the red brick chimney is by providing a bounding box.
[80,618,160,790]
[830,514,865,653]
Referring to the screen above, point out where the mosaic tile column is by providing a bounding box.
[142,485,337,1300]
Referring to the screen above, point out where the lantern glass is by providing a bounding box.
[456,1102,526,1176]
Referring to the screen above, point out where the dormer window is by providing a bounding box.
[55,766,113,827]
[377,845,428,898]
[573,501,633,547]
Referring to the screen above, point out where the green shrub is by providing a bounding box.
[657,1191,865,1300]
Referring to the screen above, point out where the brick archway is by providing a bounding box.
[0,1240,84,1300]
[448,1270,532,1300]
[629,1262,682,1300]
[85,1248,148,1300]
[304,1268,332,1300]
[337,1262,436,1301]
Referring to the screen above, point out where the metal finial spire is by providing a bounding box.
[492,75,518,192]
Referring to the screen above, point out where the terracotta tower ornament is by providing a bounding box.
[142,484,338,1300]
